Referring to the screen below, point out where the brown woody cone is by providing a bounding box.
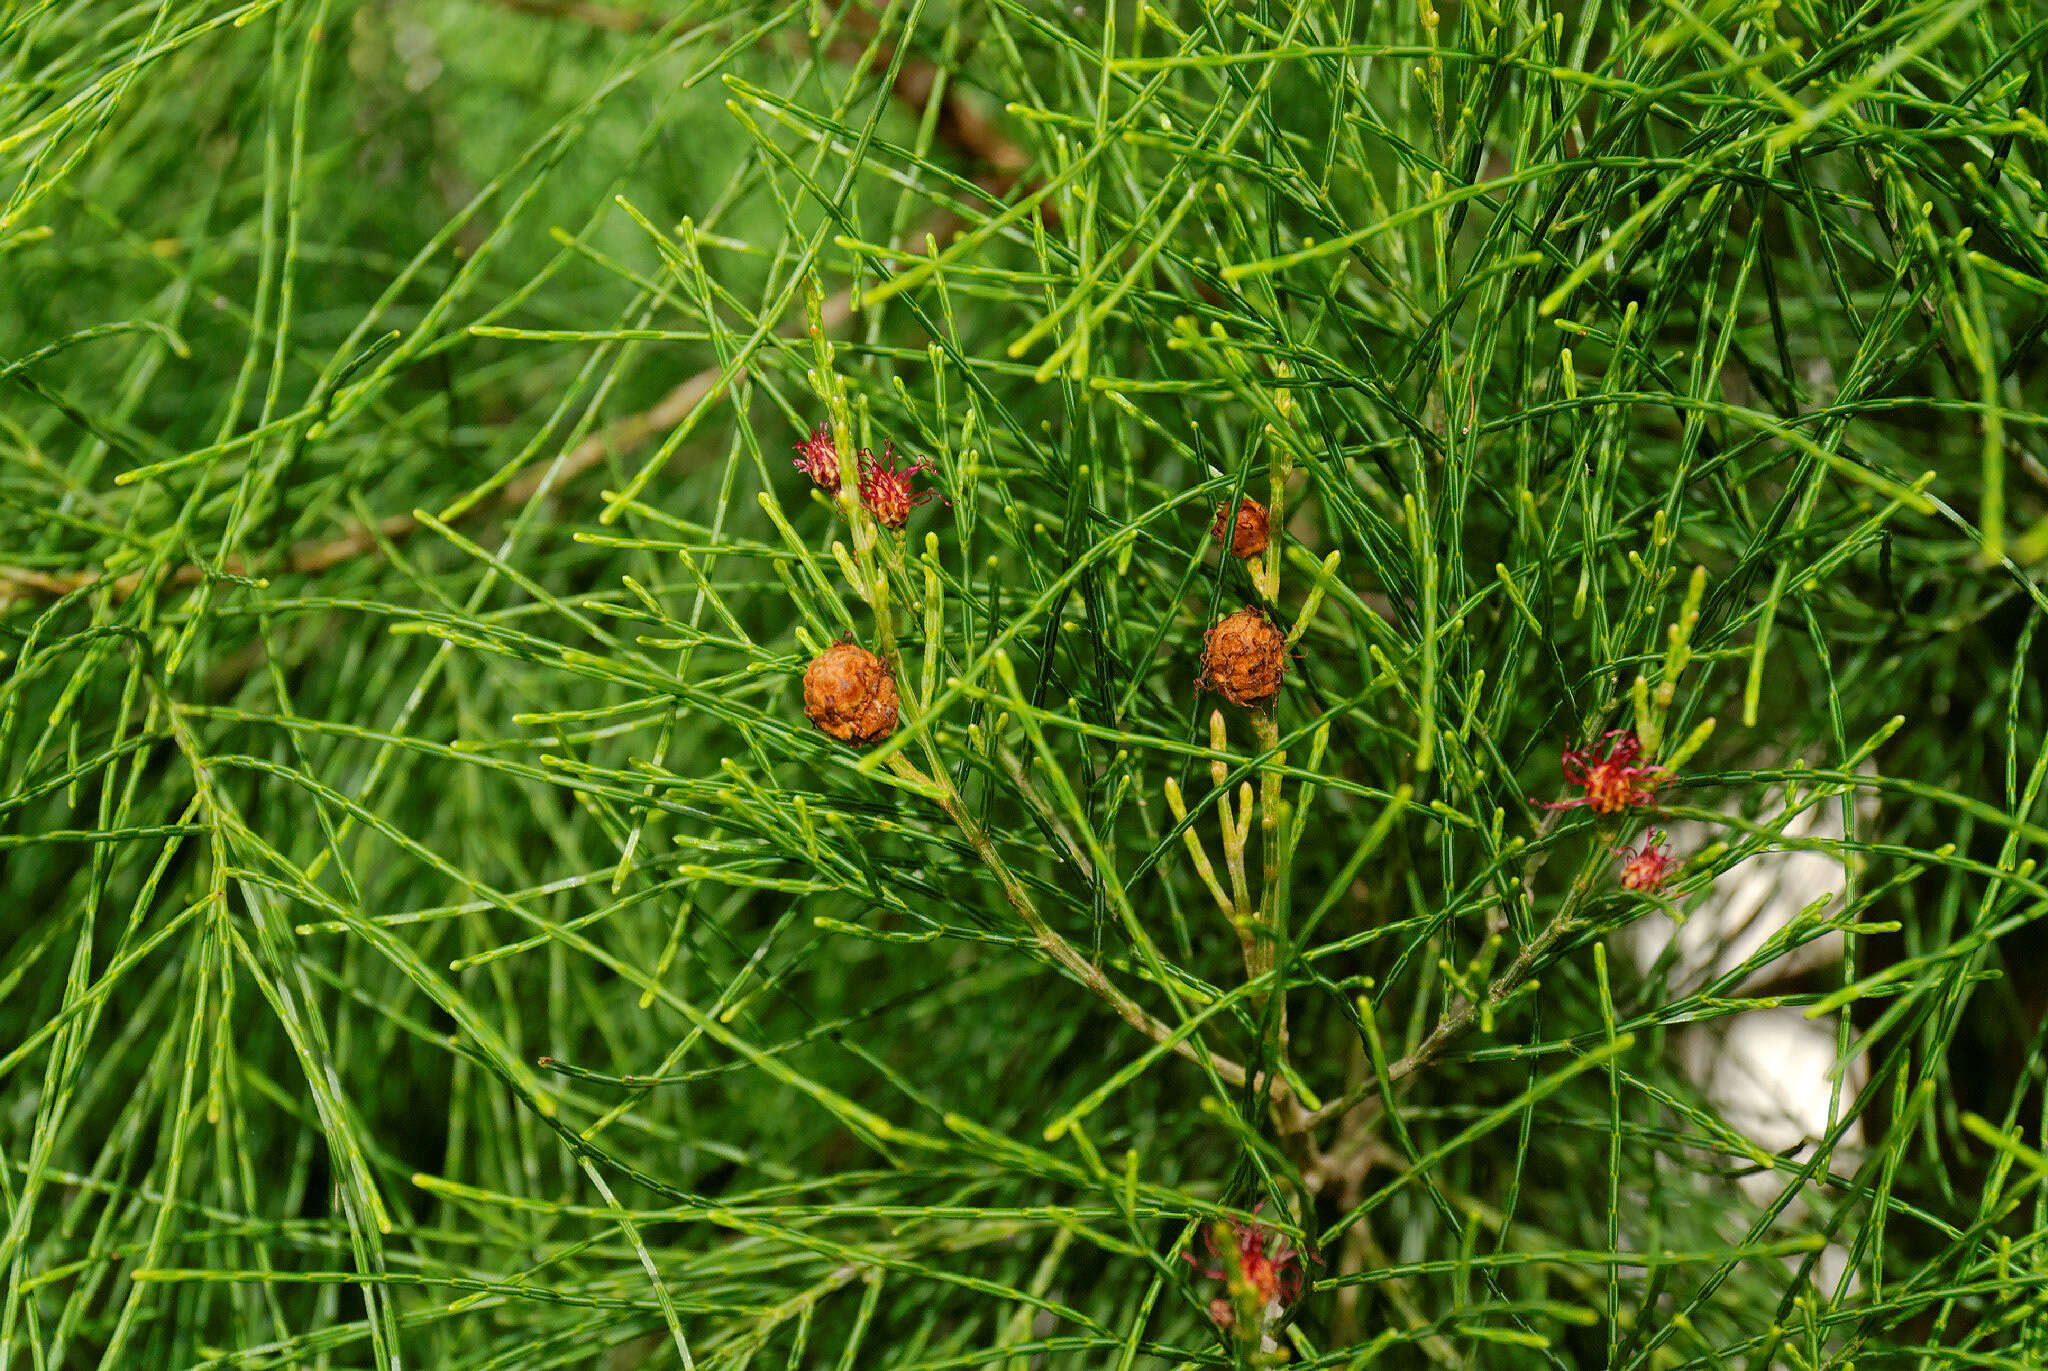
[1199,607,1287,708]
[803,643,898,746]
[1210,498,1270,558]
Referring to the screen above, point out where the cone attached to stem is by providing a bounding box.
[1200,607,1288,708]
[803,642,898,746]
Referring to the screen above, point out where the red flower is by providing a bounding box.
[1184,1210,1305,1317]
[1618,831,1680,892]
[793,424,843,493]
[857,442,937,529]
[1542,729,1666,815]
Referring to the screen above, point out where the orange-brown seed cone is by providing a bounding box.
[1210,498,1270,559]
[803,643,899,746]
[1200,608,1287,707]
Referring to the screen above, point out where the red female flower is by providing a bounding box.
[857,442,937,529]
[1618,831,1680,892]
[1184,1210,1305,1328]
[792,424,843,493]
[1543,729,1667,815]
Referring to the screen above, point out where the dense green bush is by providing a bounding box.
[4,1,2047,1366]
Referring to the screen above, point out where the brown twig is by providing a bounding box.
[489,0,1034,185]
[0,292,850,607]
[885,57,1030,177]
[4,13,1033,612]
[1302,850,1598,1147]
[896,751,1293,1109]
[484,0,654,32]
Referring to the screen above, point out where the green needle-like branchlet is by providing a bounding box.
[4,1,2047,1368]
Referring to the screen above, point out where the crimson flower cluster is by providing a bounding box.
[792,424,937,530]
[1185,1211,1306,1333]
[791,424,842,492]
[1543,729,1666,814]
[1619,831,1680,892]
[1543,729,1684,894]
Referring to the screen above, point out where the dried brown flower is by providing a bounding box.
[802,642,898,746]
[1210,498,1270,559]
[1199,607,1287,708]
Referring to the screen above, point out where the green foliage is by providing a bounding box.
[4,1,2047,1367]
